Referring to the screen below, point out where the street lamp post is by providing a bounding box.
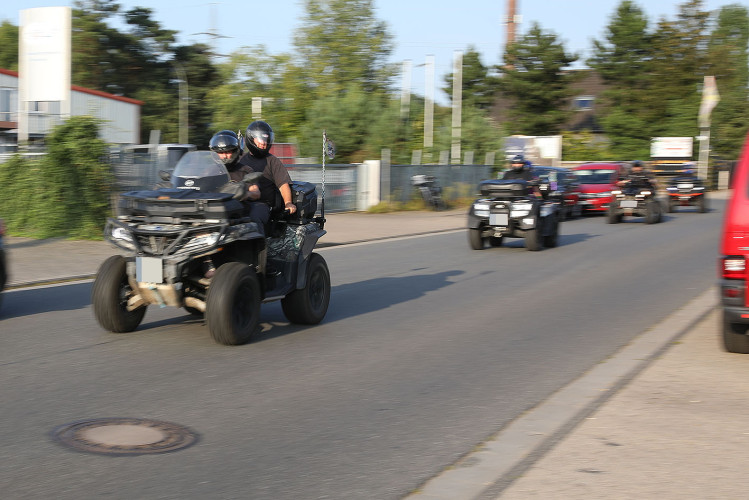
[173,63,188,144]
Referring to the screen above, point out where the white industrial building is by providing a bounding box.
[0,68,142,153]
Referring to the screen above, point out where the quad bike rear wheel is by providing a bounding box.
[206,262,261,345]
[282,253,331,324]
[91,255,147,333]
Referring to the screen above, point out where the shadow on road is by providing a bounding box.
[0,282,93,320]
[254,269,465,342]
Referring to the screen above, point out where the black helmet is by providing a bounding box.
[209,130,241,170]
[245,120,274,158]
[511,154,525,170]
[632,160,644,169]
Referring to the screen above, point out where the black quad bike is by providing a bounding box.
[665,175,707,213]
[467,179,560,251]
[607,178,662,224]
[91,150,331,346]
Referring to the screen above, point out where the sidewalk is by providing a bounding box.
[3,208,468,287]
[499,305,749,499]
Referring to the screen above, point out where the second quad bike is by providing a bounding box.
[91,150,331,346]
[665,175,707,213]
[607,179,662,224]
[467,179,561,251]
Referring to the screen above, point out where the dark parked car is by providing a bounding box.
[532,166,581,220]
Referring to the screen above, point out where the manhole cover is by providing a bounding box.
[52,418,198,456]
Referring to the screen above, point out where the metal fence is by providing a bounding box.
[107,151,494,213]
[388,164,493,204]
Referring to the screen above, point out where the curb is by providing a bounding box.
[407,286,717,499]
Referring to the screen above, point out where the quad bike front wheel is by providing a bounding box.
[607,203,622,224]
[205,262,261,345]
[525,227,541,251]
[91,255,147,333]
[543,216,559,248]
[697,195,707,213]
[644,200,661,224]
[282,253,331,325]
[468,228,485,250]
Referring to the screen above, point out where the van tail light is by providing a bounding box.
[722,256,746,279]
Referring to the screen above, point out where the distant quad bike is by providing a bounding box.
[665,175,707,213]
[91,150,331,346]
[607,179,662,224]
[467,178,560,251]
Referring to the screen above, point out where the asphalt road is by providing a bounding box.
[0,201,723,499]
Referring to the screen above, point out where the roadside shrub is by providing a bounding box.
[0,116,113,238]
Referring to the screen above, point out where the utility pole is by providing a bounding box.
[451,50,463,165]
[423,55,435,164]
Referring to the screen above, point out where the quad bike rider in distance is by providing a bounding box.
[91,129,331,346]
[467,155,561,251]
[607,160,662,224]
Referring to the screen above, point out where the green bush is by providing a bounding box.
[0,116,113,238]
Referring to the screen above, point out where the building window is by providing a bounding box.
[574,96,594,111]
[0,88,17,122]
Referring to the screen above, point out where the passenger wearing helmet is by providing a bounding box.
[208,130,243,173]
[502,154,533,181]
[237,121,297,231]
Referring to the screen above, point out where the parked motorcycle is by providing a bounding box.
[411,174,446,211]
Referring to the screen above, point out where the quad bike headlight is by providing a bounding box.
[511,202,533,218]
[183,232,221,252]
[640,190,652,196]
[473,202,490,217]
[110,227,135,250]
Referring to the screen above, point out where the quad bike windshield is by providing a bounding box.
[170,151,231,192]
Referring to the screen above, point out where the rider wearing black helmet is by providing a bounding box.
[209,130,242,172]
[618,160,657,190]
[503,154,533,181]
[237,121,297,230]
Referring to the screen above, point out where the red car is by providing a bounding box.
[720,131,749,353]
[572,163,622,214]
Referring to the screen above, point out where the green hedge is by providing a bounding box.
[0,116,114,239]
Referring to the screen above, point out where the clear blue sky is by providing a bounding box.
[1,0,734,102]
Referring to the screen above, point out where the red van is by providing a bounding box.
[720,131,749,353]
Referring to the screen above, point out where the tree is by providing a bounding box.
[644,0,710,136]
[707,4,749,159]
[500,23,579,135]
[0,21,18,71]
[587,0,653,157]
[442,46,499,110]
[292,0,395,98]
